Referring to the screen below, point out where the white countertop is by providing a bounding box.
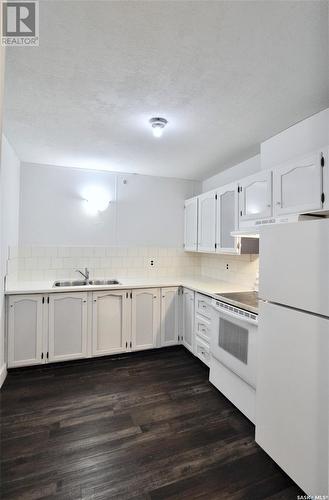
[5,276,251,301]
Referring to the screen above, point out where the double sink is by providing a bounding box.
[53,279,120,288]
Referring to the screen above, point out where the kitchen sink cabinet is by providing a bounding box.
[8,295,44,368]
[7,286,182,367]
[92,290,131,356]
[48,292,88,362]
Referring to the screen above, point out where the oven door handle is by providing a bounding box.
[213,306,258,326]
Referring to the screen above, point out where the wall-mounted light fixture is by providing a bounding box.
[83,186,110,215]
[149,117,168,138]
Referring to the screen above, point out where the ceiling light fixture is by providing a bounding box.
[149,117,168,138]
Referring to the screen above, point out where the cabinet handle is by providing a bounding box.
[41,352,44,360]
[125,341,128,348]
[130,341,132,348]
[153,296,157,299]
[276,201,281,205]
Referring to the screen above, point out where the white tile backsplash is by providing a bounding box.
[7,246,259,287]
[201,253,259,289]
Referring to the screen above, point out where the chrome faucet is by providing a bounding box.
[76,267,90,280]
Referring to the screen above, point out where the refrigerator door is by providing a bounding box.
[256,301,329,497]
[259,219,329,316]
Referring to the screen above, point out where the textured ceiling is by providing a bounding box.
[3,0,329,180]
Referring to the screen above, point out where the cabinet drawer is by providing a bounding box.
[195,314,211,342]
[195,336,210,366]
[195,293,212,320]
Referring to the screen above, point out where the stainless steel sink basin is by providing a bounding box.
[88,279,120,286]
[53,279,120,288]
[53,280,88,287]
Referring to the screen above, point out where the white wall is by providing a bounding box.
[202,155,260,192]
[19,163,200,247]
[261,108,329,170]
[0,136,20,385]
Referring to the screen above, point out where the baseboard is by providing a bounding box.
[0,362,7,388]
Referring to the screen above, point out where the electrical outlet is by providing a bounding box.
[150,259,155,267]
[226,263,229,270]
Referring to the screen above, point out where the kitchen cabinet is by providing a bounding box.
[197,191,217,252]
[216,183,238,254]
[238,171,272,226]
[8,295,44,368]
[92,290,130,356]
[194,335,210,366]
[184,197,198,252]
[182,288,194,353]
[273,151,324,216]
[48,292,88,362]
[131,288,160,351]
[160,287,180,347]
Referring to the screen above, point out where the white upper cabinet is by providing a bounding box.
[131,288,160,351]
[216,183,238,253]
[273,151,324,216]
[8,295,44,368]
[197,191,217,252]
[48,293,88,362]
[238,171,272,225]
[184,197,198,252]
[160,287,179,347]
[182,288,194,353]
[92,290,130,356]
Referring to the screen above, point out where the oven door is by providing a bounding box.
[210,306,257,388]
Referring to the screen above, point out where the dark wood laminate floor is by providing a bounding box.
[0,346,303,500]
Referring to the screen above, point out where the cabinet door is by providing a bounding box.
[160,287,179,347]
[184,197,198,252]
[273,152,323,216]
[182,289,194,353]
[131,289,160,351]
[48,293,88,362]
[239,171,272,223]
[92,290,130,356]
[197,191,216,253]
[216,183,239,254]
[8,295,44,367]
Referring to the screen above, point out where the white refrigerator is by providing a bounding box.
[256,219,329,497]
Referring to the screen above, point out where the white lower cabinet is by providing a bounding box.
[8,295,44,368]
[194,336,210,366]
[92,290,130,356]
[7,286,203,368]
[160,287,180,347]
[182,288,194,353]
[132,288,160,351]
[48,293,88,362]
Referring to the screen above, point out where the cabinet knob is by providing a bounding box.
[276,201,281,205]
